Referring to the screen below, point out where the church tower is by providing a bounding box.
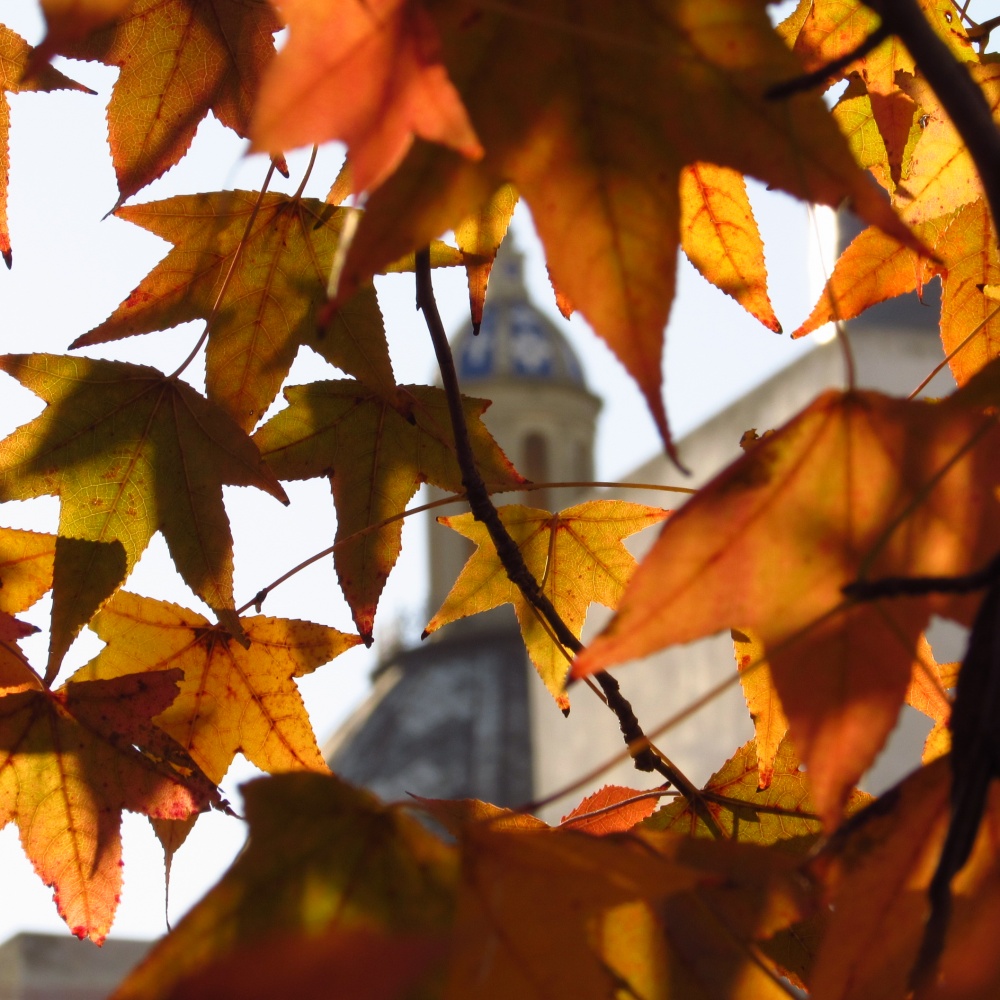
[325,235,600,807]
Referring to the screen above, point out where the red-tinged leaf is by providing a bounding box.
[251,0,482,193]
[74,591,360,783]
[559,785,661,835]
[576,380,1000,826]
[732,628,789,790]
[0,670,219,943]
[0,611,39,642]
[679,164,781,333]
[74,192,397,430]
[254,381,523,641]
[335,0,917,457]
[453,184,518,333]
[0,25,93,267]
[56,0,283,204]
[112,773,457,1000]
[425,501,668,706]
[0,355,288,676]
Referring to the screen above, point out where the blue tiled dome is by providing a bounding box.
[452,240,587,388]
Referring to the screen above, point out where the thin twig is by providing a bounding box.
[414,247,723,836]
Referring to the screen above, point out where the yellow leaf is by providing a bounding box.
[425,501,668,706]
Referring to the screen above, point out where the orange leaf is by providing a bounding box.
[679,164,781,333]
[73,591,360,784]
[559,785,661,835]
[425,501,668,706]
[0,355,288,676]
[906,634,954,765]
[251,0,482,193]
[56,0,283,203]
[576,379,1000,826]
[0,25,93,267]
[253,381,523,641]
[335,0,915,457]
[0,526,55,615]
[0,669,219,942]
[731,628,789,790]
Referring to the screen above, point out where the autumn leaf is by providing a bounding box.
[73,590,360,783]
[0,355,288,677]
[453,183,518,333]
[0,525,55,615]
[0,664,220,943]
[0,25,93,268]
[794,200,1000,388]
[254,380,522,641]
[112,773,457,1000]
[906,634,955,764]
[558,785,662,835]
[731,628,789,790]
[74,192,396,431]
[425,501,669,707]
[333,0,917,456]
[54,0,283,204]
[251,0,482,194]
[576,375,1000,826]
[648,736,871,850]
[679,164,781,333]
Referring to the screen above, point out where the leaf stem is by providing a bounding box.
[169,162,277,381]
[414,248,721,835]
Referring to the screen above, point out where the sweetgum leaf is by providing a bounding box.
[335,0,918,456]
[75,192,397,430]
[0,355,288,677]
[425,501,668,707]
[74,590,360,783]
[0,25,93,267]
[254,380,523,641]
[0,526,55,614]
[112,772,458,999]
[54,0,283,204]
[252,0,482,193]
[0,665,219,943]
[577,377,1000,826]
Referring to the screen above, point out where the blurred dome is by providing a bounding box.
[452,239,586,388]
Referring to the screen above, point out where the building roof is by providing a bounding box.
[452,240,587,388]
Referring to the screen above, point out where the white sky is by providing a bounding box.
[0,0,829,943]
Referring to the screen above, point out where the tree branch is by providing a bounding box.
[414,248,721,833]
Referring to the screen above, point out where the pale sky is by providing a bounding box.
[0,0,827,943]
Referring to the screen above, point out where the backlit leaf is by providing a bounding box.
[254,380,523,641]
[73,590,360,783]
[0,355,288,676]
[559,785,662,835]
[0,526,55,614]
[0,665,219,943]
[252,0,482,193]
[577,378,1000,825]
[425,501,668,707]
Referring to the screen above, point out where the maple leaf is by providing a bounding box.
[74,192,394,432]
[784,0,974,185]
[0,660,220,943]
[453,183,518,333]
[558,785,661,835]
[112,773,457,1000]
[648,736,871,850]
[253,380,523,641]
[794,200,999,388]
[424,501,669,707]
[251,0,482,194]
[679,164,781,333]
[0,355,288,677]
[731,628,789,790]
[53,0,284,204]
[576,374,1000,826]
[332,0,917,456]
[0,25,93,268]
[74,590,360,783]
